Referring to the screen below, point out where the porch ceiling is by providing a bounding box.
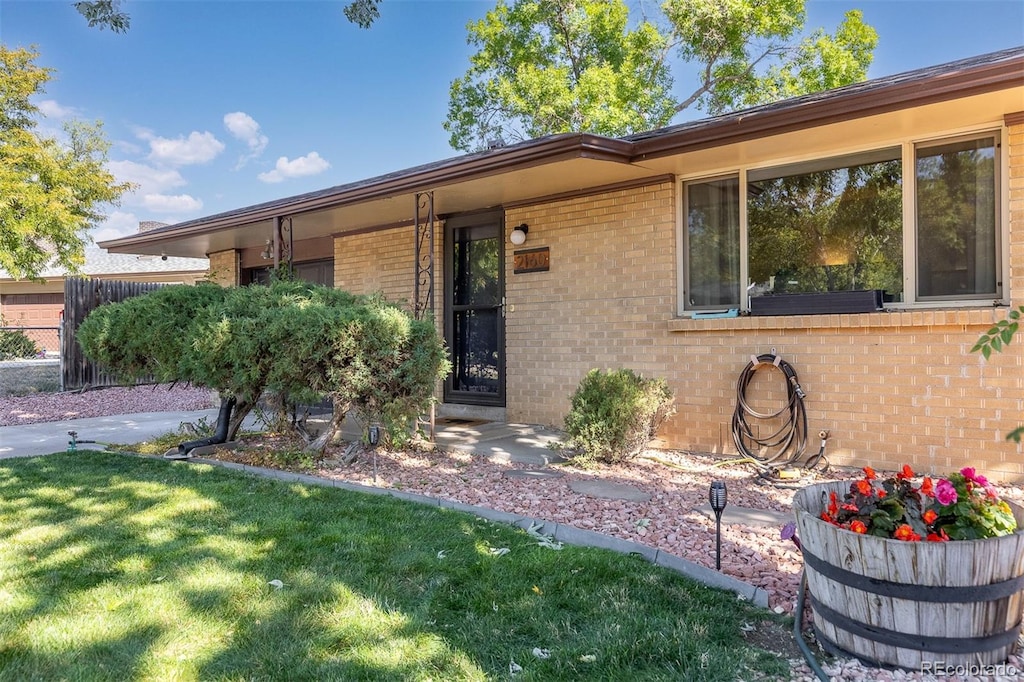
[109,155,651,259]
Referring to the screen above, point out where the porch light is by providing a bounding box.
[509,224,529,246]
[709,481,727,570]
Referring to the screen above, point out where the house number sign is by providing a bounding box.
[513,247,550,274]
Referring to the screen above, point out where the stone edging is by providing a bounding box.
[146,452,770,609]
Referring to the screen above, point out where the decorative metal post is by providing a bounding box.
[413,191,435,320]
[413,191,436,442]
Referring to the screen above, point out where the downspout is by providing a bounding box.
[176,396,235,456]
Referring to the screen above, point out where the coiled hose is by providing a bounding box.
[731,353,827,471]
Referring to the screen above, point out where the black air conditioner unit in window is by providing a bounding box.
[749,289,885,316]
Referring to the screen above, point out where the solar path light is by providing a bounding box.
[709,481,728,570]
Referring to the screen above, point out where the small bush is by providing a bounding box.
[563,368,675,466]
[0,327,37,360]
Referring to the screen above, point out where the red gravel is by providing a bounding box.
[0,384,217,426]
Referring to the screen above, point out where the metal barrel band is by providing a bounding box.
[802,546,1024,602]
[809,593,1023,654]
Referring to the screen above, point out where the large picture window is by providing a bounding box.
[680,132,1001,313]
[747,149,903,300]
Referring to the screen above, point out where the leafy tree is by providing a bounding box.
[73,0,383,33]
[445,0,877,151]
[0,47,131,280]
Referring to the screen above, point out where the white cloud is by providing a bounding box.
[224,111,268,168]
[145,130,225,166]
[141,194,204,213]
[107,160,187,195]
[258,152,330,183]
[37,99,78,120]
[90,211,141,243]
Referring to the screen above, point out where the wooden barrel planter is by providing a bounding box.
[793,481,1024,670]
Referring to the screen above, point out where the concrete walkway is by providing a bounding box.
[0,408,562,464]
[0,408,228,459]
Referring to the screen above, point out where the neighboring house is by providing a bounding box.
[0,236,209,348]
[101,48,1024,481]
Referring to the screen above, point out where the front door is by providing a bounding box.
[444,212,504,406]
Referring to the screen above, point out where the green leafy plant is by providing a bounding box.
[820,464,1017,541]
[563,368,675,466]
[0,325,37,360]
[78,280,450,450]
[971,305,1023,442]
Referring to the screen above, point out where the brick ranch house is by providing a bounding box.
[102,47,1024,482]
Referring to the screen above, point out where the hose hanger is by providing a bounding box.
[731,353,827,470]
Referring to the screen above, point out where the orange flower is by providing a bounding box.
[896,464,915,480]
[827,491,839,518]
[855,480,872,496]
[862,466,877,480]
[849,520,867,534]
[920,476,934,496]
[876,489,887,498]
[926,529,950,542]
[894,524,921,542]
[922,508,938,525]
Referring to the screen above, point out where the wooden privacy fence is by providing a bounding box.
[62,277,167,391]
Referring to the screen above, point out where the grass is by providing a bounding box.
[0,452,791,681]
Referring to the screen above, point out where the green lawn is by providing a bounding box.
[0,453,790,681]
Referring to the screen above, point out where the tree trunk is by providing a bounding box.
[304,400,349,453]
[225,397,255,442]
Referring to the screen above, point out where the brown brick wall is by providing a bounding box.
[503,175,1024,482]
[207,250,238,286]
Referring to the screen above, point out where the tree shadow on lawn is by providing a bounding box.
[0,453,791,681]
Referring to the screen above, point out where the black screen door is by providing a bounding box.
[444,214,504,406]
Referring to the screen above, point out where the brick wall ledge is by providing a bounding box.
[668,307,1011,333]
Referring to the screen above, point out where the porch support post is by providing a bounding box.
[414,191,436,441]
[272,215,281,270]
[413,192,435,320]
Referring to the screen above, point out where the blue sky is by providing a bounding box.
[2,0,1022,243]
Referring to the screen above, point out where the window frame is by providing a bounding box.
[677,127,1006,317]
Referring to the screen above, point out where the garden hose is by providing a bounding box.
[731,354,830,472]
[795,570,830,682]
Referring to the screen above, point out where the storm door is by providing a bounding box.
[444,213,505,406]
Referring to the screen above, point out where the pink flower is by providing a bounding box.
[960,467,988,487]
[935,479,958,506]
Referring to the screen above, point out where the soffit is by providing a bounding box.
[111,155,649,258]
[631,88,1024,178]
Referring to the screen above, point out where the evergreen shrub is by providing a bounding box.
[563,368,675,466]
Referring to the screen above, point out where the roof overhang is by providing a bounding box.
[101,48,1024,260]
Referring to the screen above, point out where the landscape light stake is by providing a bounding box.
[368,425,380,484]
[709,481,728,570]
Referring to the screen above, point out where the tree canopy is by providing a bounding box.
[73,0,383,33]
[445,0,878,151]
[0,46,131,280]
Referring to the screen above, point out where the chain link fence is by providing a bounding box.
[0,325,63,396]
